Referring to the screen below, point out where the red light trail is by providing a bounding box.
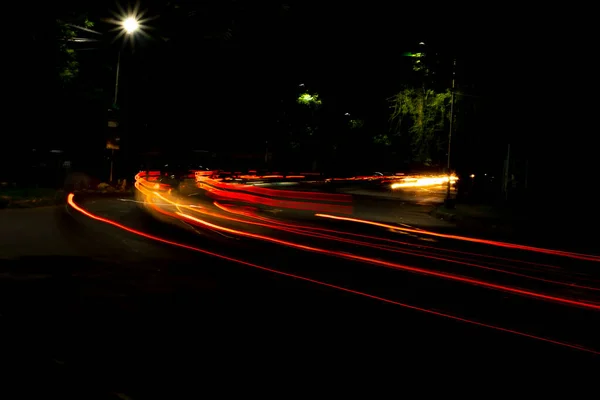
[213,201,567,272]
[67,193,600,356]
[188,198,600,292]
[133,181,600,307]
[315,214,600,262]
[139,188,600,309]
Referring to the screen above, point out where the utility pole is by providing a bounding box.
[524,159,528,190]
[264,140,269,166]
[114,51,121,106]
[109,51,121,183]
[445,58,457,204]
[503,143,511,200]
[109,148,115,182]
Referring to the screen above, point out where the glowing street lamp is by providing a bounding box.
[114,16,141,106]
[109,16,139,183]
[106,2,154,104]
[110,15,141,182]
[104,3,155,183]
[122,17,139,34]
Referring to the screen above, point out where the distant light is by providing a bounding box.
[470,174,475,178]
[344,112,350,116]
[390,174,458,189]
[299,83,305,87]
[123,17,139,34]
[419,42,425,45]
[50,150,63,153]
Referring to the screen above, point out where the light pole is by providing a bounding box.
[113,16,138,107]
[109,16,139,182]
[113,51,121,106]
[445,58,456,204]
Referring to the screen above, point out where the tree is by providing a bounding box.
[350,119,364,130]
[388,87,452,164]
[56,17,95,86]
[385,46,454,165]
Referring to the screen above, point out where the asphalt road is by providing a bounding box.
[1,191,599,397]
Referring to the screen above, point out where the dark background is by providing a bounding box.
[6,1,597,207]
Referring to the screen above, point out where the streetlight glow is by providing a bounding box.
[105,3,156,47]
[123,17,139,34]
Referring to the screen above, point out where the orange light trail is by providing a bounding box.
[214,201,565,272]
[390,174,458,189]
[199,201,600,291]
[171,208,600,310]
[66,193,600,356]
[139,181,600,306]
[316,214,600,262]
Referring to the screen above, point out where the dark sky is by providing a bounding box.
[49,2,552,122]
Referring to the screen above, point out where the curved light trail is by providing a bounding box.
[141,187,600,309]
[315,214,600,262]
[66,193,600,356]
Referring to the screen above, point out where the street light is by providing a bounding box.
[445,58,456,206]
[110,16,140,182]
[114,16,140,106]
[123,17,139,34]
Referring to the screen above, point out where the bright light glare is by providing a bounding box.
[105,3,155,48]
[391,175,458,189]
[123,17,139,33]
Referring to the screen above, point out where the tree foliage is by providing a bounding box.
[56,17,94,85]
[349,119,364,130]
[297,92,322,107]
[388,87,452,164]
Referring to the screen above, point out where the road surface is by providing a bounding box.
[1,189,599,397]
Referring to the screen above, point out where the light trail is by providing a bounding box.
[170,208,600,310]
[167,196,600,292]
[315,214,600,262]
[193,178,353,214]
[214,201,567,272]
[214,202,600,290]
[390,174,458,189]
[141,185,600,298]
[66,193,600,356]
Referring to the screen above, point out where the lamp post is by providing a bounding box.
[445,58,456,205]
[113,17,139,105]
[109,16,139,182]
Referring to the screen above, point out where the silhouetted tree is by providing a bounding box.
[388,87,452,164]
